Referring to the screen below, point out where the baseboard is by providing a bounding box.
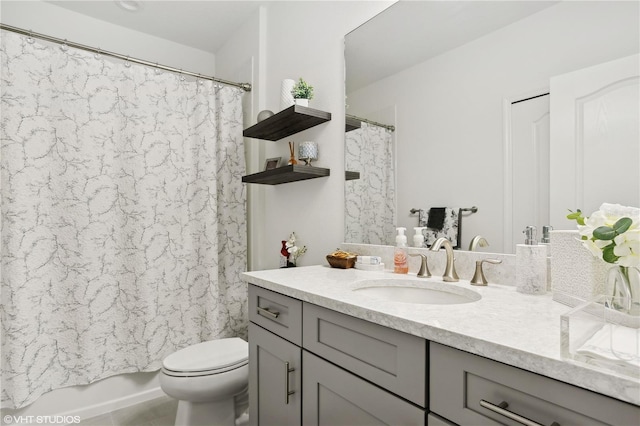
[57,386,166,421]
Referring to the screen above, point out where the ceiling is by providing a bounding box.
[43,0,558,86]
[346,1,558,92]
[46,1,267,54]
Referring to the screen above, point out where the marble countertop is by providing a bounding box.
[242,265,640,406]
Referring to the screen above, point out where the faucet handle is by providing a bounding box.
[470,258,502,286]
[409,253,431,278]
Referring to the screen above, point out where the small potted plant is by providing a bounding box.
[291,78,314,107]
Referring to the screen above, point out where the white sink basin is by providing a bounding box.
[352,279,481,305]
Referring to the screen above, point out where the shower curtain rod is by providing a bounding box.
[346,113,395,132]
[0,23,252,92]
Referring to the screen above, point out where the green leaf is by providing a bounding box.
[613,217,632,235]
[566,210,582,219]
[566,209,585,225]
[602,245,619,263]
[593,226,617,240]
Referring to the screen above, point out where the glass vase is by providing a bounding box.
[606,265,640,316]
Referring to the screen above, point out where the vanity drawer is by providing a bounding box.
[302,302,427,407]
[248,285,302,345]
[430,342,639,426]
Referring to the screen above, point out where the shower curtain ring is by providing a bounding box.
[26,30,34,44]
[154,62,161,74]
[124,55,131,67]
[179,69,185,81]
[60,39,69,51]
[95,48,102,59]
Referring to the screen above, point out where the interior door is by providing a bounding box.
[510,94,550,250]
[550,54,640,227]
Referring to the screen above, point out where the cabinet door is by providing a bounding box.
[249,323,301,426]
[302,350,425,426]
[430,342,640,426]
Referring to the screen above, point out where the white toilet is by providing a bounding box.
[160,337,249,426]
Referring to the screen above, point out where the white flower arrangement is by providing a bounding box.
[567,203,639,267]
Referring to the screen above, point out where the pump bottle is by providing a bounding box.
[394,227,409,274]
[516,226,547,294]
[413,227,426,248]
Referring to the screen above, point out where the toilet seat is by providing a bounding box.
[162,338,248,378]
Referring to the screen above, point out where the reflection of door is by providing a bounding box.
[510,94,550,251]
[550,54,640,228]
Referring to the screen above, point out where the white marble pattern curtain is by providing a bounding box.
[345,123,396,245]
[0,32,247,409]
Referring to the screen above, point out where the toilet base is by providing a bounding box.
[175,399,235,426]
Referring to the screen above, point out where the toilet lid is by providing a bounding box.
[163,338,248,373]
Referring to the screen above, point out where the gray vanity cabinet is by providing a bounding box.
[248,284,426,425]
[302,350,424,425]
[302,302,427,407]
[301,302,426,425]
[249,323,301,425]
[248,284,639,426]
[248,285,303,426]
[430,342,640,426]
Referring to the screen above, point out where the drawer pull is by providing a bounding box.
[285,362,295,404]
[480,400,560,426]
[257,306,280,319]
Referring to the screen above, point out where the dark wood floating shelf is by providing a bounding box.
[242,165,330,185]
[243,105,332,141]
[345,171,360,181]
[345,116,361,132]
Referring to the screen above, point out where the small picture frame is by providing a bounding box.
[264,157,281,171]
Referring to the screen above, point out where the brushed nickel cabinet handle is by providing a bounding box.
[480,400,560,426]
[285,362,295,404]
[257,306,279,319]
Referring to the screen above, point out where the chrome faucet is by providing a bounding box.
[468,235,489,251]
[430,237,459,282]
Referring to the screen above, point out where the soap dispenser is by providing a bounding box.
[413,227,426,248]
[394,227,409,274]
[541,225,553,244]
[516,226,547,294]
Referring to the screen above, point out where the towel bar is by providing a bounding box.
[410,206,478,215]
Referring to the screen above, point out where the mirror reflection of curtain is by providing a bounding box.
[345,123,395,245]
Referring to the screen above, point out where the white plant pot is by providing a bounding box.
[280,79,295,110]
[294,98,309,107]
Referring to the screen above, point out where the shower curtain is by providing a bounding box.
[345,122,396,245]
[0,32,247,409]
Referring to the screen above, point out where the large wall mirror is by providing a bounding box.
[344,0,639,254]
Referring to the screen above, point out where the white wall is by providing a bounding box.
[215,6,265,270]
[0,0,216,74]
[347,1,639,253]
[247,1,393,270]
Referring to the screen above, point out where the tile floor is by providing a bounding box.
[81,396,178,426]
